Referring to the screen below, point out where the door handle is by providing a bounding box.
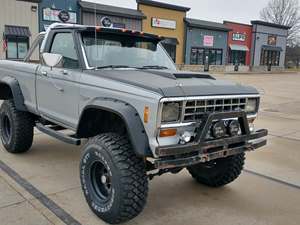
[62,70,69,75]
[41,71,48,77]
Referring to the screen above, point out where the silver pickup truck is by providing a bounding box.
[0,23,267,224]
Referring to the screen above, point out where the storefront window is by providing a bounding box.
[190,48,222,65]
[197,49,204,65]
[162,43,176,62]
[216,50,223,65]
[260,50,280,66]
[7,42,17,59]
[190,48,197,64]
[6,37,29,60]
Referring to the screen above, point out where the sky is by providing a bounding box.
[84,0,270,24]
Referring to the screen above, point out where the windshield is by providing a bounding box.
[81,31,176,70]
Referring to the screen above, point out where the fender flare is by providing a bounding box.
[78,98,152,157]
[0,76,27,111]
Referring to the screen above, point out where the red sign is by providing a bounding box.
[203,35,214,47]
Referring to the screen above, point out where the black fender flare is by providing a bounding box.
[0,76,27,111]
[77,98,152,157]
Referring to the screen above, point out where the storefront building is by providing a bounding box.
[251,20,290,69]
[39,0,80,32]
[137,0,190,64]
[80,1,145,31]
[184,18,230,66]
[224,21,252,66]
[0,0,39,60]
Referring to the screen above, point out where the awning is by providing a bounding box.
[229,44,249,51]
[4,25,31,37]
[262,45,283,51]
[161,37,179,45]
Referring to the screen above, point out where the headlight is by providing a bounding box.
[246,98,258,114]
[161,102,181,123]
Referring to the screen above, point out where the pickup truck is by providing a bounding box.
[0,23,268,224]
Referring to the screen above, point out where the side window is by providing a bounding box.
[50,33,79,69]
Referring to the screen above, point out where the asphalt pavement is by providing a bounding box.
[0,72,300,225]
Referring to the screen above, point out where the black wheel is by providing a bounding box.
[80,133,148,224]
[0,100,34,153]
[187,153,245,187]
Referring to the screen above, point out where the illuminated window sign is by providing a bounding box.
[232,33,246,42]
[43,8,77,23]
[152,18,176,29]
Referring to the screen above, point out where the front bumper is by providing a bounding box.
[154,111,268,170]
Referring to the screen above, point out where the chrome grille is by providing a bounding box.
[183,97,247,122]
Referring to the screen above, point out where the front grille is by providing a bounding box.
[183,97,247,122]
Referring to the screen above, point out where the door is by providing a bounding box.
[36,32,80,128]
[162,43,176,62]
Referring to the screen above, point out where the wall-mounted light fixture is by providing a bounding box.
[31,5,37,12]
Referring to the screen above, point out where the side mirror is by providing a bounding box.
[42,53,63,68]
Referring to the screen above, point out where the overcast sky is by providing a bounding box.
[84,0,270,24]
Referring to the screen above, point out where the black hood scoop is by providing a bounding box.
[173,73,215,80]
[145,70,215,80]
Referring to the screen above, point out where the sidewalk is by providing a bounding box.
[0,176,53,225]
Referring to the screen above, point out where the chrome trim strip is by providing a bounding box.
[160,122,196,129]
[160,94,260,103]
[159,114,257,129]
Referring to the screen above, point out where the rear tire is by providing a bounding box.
[187,153,245,187]
[80,133,148,224]
[0,100,34,153]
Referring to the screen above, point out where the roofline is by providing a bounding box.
[184,18,232,32]
[251,20,291,29]
[136,0,190,12]
[223,20,252,27]
[16,0,41,3]
[79,1,146,20]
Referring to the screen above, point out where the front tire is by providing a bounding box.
[187,153,245,187]
[0,100,34,153]
[80,133,148,224]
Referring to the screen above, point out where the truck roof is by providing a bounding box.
[48,23,163,41]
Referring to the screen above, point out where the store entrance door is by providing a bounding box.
[230,50,246,65]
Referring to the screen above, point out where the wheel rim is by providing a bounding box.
[90,161,112,202]
[1,115,12,143]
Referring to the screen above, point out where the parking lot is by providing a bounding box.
[0,72,300,225]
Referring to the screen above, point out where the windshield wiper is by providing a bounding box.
[138,65,169,70]
[96,65,132,69]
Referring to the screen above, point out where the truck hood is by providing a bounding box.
[86,69,258,97]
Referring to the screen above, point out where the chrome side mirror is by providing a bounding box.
[42,53,63,68]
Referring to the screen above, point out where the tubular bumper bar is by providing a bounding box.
[154,112,268,170]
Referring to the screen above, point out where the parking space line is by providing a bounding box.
[0,160,82,225]
[244,169,300,190]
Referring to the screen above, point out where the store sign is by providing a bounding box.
[203,35,214,47]
[43,8,77,23]
[58,10,70,23]
[232,33,246,42]
[101,17,113,28]
[113,23,126,29]
[268,35,277,45]
[152,18,176,29]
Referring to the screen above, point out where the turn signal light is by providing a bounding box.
[248,117,256,124]
[159,129,177,137]
[144,107,149,123]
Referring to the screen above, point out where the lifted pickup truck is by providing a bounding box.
[0,23,267,224]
